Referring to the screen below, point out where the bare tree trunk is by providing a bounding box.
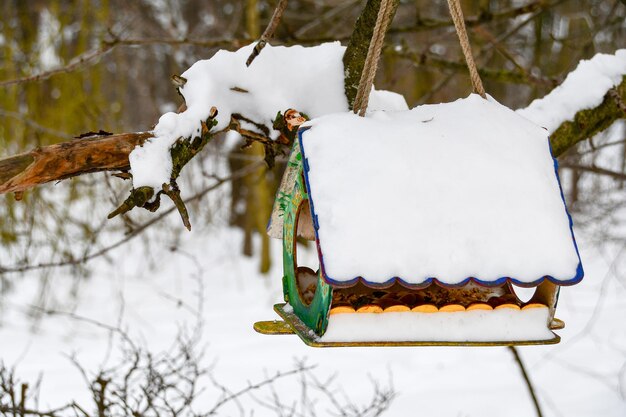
[343,0,400,110]
[244,0,272,273]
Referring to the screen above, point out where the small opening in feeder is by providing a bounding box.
[294,199,319,305]
[510,284,536,303]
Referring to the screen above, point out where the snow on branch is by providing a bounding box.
[128,43,349,190]
[548,74,626,157]
[135,46,626,195]
[123,42,406,229]
[517,49,626,133]
[1,44,625,233]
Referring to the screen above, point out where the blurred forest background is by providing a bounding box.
[0,1,625,415]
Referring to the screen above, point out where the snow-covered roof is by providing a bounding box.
[299,94,583,288]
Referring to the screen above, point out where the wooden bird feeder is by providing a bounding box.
[255,96,584,347]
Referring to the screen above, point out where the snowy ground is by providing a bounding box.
[1,209,625,416]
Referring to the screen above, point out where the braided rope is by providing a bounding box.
[446,0,486,98]
[353,0,395,116]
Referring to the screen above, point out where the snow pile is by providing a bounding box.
[300,94,582,286]
[129,43,407,189]
[517,49,626,132]
[320,308,554,342]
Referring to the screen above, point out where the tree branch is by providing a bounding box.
[389,0,552,34]
[508,346,544,417]
[558,162,626,181]
[207,364,316,415]
[0,131,152,195]
[246,0,290,66]
[0,37,250,88]
[0,109,74,140]
[389,48,558,87]
[106,110,220,230]
[0,44,115,88]
[551,76,626,157]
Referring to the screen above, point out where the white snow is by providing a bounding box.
[129,43,408,189]
[1,221,623,417]
[301,94,581,285]
[367,88,409,112]
[517,49,626,132]
[178,43,348,133]
[321,308,554,342]
[0,161,623,417]
[128,43,346,189]
[130,46,626,190]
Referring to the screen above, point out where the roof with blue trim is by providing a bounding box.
[298,94,583,288]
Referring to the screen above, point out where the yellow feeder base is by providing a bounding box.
[253,319,295,335]
[252,303,562,347]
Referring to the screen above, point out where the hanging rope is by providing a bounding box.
[446,0,486,98]
[353,0,395,116]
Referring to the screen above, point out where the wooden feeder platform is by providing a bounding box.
[253,303,562,348]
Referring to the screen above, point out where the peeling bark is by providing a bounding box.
[0,132,152,194]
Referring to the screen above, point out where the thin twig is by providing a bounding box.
[0,109,74,140]
[508,346,544,417]
[111,37,248,49]
[0,37,248,88]
[246,0,289,66]
[0,161,264,274]
[390,48,557,87]
[207,364,316,415]
[390,0,548,33]
[18,304,138,352]
[559,163,626,181]
[294,0,360,38]
[0,44,114,88]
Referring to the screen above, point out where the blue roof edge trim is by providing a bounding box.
[550,139,585,283]
[298,126,584,289]
[321,274,582,290]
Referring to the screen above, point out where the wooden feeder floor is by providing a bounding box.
[253,303,562,347]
